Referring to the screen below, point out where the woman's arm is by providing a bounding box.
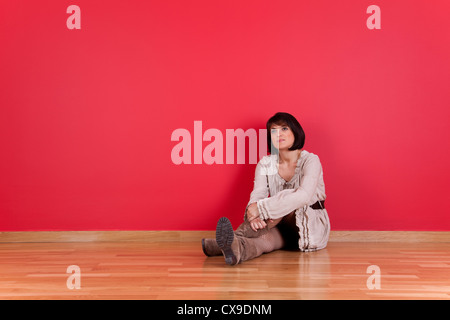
[244,160,269,220]
[256,154,322,221]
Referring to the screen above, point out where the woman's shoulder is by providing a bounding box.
[299,150,322,169]
[301,149,320,161]
[255,155,278,176]
[257,154,277,167]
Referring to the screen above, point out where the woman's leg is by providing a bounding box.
[235,217,283,238]
[216,217,284,265]
[239,227,284,262]
[202,219,276,257]
[202,211,295,257]
[276,211,300,250]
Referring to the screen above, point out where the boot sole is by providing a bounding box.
[216,217,237,265]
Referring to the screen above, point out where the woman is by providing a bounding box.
[202,112,330,265]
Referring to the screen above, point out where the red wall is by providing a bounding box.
[1,1,449,231]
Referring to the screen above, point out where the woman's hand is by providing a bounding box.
[247,202,273,231]
[250,218,267,232]
[246,202,260,222]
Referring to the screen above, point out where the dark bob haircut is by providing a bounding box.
[266,112,305,154]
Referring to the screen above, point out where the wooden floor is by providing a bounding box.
[1,237,450,300]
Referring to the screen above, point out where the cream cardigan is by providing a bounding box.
[245,150,330,251]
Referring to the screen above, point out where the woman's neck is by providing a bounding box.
[278,149,301,165]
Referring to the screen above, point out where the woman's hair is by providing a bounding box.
[266,112,305,153]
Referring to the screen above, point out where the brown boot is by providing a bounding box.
[201,238,222,257]
[216,217,240,265]
[235,218,283,238]
[216,217,284,265]
[235,220,268,238]
[239,228,284,262]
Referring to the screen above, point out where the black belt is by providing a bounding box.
[310,200,325,210]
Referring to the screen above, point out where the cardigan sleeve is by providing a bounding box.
[244,159,269,220]
[257,154,322,220]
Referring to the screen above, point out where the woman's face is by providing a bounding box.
[270,123,295,151]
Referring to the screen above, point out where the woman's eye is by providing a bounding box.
[282,127,289,131]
